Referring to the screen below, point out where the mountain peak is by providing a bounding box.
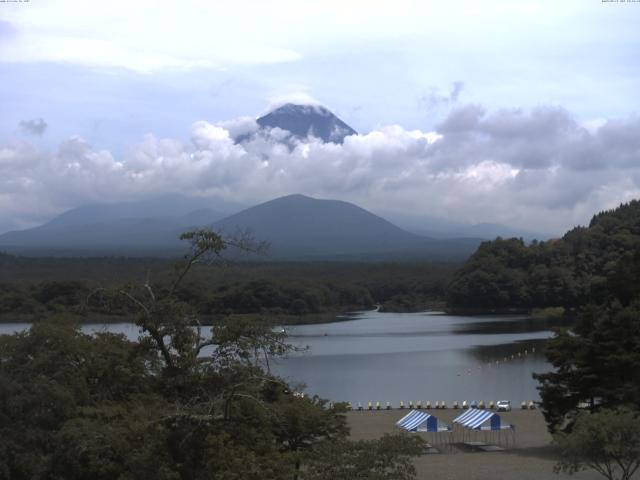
[267,103,331,116]
[269,193,315,202]
[210,194,479,260]
[256,103,357,144]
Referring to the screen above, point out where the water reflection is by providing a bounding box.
[453,316,573,335]
[467,338,549,363]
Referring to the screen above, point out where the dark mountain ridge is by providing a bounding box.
[0,194,480,260]
[212,194,479,260]
[0,211,222,253]
[42,195,219,228]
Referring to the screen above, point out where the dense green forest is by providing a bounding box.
[447,200,640,313]
[0,254,455,323]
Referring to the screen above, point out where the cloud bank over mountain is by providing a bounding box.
[1,104,639,235]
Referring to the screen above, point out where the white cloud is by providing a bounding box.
[215,117,260,139]
[1,105,640,235]
[0,33,214,74]
[0,0,304,72]
[0,31,301,73]
[1,0,619,77]
[266,93,322,112]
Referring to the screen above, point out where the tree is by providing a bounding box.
[270,395,348,479]
[0,321,160,479]
[0,229,424,480]
[302,433,424,480]
[534,302,640,432]
[447,200,640,312]
[0,229,300,479]
[109,229,269,373]
[555,409,640,480]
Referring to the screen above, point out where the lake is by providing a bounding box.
[271,310,560,406]
[0,310,562,406]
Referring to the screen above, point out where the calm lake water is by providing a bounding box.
[272,310,560,405]
[0,311,562,405]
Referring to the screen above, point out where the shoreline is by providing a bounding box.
[0,308,551,329]
[0,310,366,326]
[347,409,602,480]
[1,301,569,327]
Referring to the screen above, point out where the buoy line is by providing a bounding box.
[455,346,536,377]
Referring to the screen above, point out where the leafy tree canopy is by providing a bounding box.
[534,301,640,432]
[555,408,640,480]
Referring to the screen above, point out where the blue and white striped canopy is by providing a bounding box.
[396,410,438,432]
[453,409,501,430]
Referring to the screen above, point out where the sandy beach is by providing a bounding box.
[347,409,612,480]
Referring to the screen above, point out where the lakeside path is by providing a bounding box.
[347,409,611,480]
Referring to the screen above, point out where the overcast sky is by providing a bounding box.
[1,0,639,235]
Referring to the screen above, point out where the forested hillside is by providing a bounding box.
[447,200,640,312]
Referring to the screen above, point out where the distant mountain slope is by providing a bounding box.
[42,195,235,229]
[380,210,552,241]
[0,208,225,256]
[255,104,357,143]
[0,194,480,260]
[0,194,243,255]
[455,223,551,242]
[213,194,478,260]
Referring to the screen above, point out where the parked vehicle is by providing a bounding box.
[496,400,511,411]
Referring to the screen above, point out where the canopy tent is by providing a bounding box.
[452,409,515,447]
[453,409,501,430]
[396,410,438,432]
[396,410,452,450]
